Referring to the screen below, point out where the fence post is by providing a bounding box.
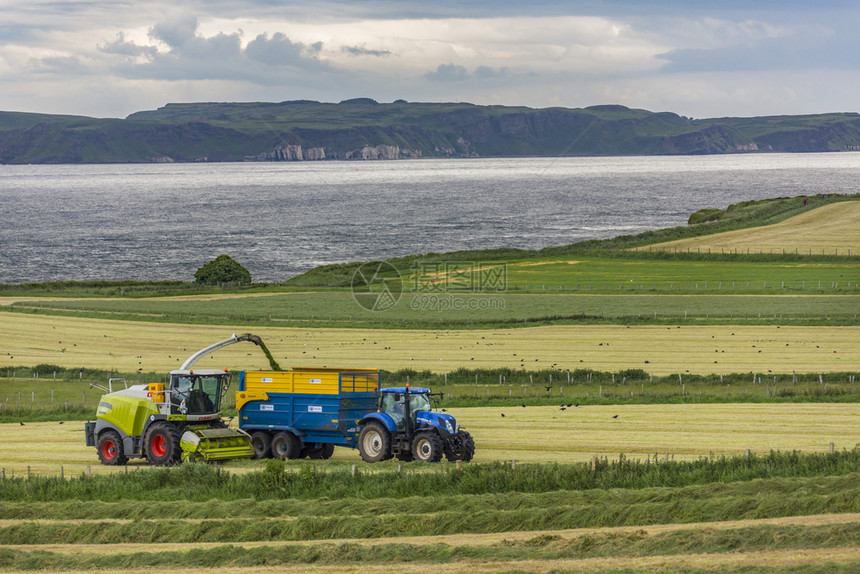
[830,442,835,453]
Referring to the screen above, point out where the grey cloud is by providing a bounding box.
[659,34,860,73]
[148,14,200,48]
[245,33,324,67]
[100,32,158,58]
[426,63,470,82]
[342,45,391,57]
[475,65,508,78]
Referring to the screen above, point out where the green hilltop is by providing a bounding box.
[1,100,859,163]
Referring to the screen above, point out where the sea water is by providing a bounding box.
[1,153,858,283]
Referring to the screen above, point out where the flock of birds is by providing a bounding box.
[499,401,619,419]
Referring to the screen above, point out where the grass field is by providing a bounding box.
[0,445,857,572]
[1,197,858,573]
[0,313,857,375]
[0,403,855,477]
[641,201,860,255]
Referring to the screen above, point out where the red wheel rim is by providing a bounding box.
[101,440,116,460]
[151,434,167,457]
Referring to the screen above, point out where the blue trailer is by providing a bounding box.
[236,367,475,463]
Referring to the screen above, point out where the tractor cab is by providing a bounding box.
[165,369,231,417]
[379,386,457,435]
[380,387,432,430]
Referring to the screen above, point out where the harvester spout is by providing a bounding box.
[180,333,268,370]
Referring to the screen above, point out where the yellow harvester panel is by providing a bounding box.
[147,383,164,403]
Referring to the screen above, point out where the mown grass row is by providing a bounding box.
[0,474,858,544]
[1,449,857,503]
[0,522,858,570]
[1,522,858,570]
[1,471,857,522]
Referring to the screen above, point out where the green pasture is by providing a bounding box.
[642,200,860,255]
[411,255,860,293]
[3,291,858,329]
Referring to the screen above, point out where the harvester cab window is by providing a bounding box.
[171,376,194,414]
[170,375,220,415]
[188,376,219,414]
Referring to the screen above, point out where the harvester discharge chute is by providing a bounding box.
[85,333,272,466]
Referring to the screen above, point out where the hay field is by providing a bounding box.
[640,201,860,254]
[1,403,855,477]
[0,313,857,375]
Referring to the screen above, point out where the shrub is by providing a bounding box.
[194,255,251,285]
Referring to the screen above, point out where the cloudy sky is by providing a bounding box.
[1,0,858,119]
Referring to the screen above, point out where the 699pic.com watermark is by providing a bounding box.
[351,260,507,312]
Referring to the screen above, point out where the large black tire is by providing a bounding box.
[306,443,335,460]
[411,431,444,463]
[358,422,391,463]
[144,422,183,466]
[396,450,414,462]
[271,431,302,460]
[250,431,273,459]
[97,430,128,466]
[445,430,476,462]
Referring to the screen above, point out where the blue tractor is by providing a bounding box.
[357,385,475,463]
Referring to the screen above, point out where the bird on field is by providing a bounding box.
[544,386,552,392]
[566,403,573,407]
[500,413,505,417]
[574,404,580,407]
[58,421,63,424]
[560,407,566,411]
[19,422,24,426]
[612,415,619,419]
[522,403,526,408]
[441,409,447,412]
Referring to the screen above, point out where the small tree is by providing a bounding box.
[194,255,252,285]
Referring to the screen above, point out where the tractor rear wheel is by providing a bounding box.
[250,431,272,459]
[411,431,444,463]
[97,430,128,466]
[271,432,301,460]
[144,422,182,466]
[445,430,475,462]
[358,422,391,463]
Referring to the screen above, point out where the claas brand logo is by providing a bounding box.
[97,401,113,416]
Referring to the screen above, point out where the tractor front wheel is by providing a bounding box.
[144,422,182,466]
[445,430,476,462]
[411,431,444,463]
[97,430,128,466]
[358,423,391,463]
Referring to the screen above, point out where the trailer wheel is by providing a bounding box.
[358,422,391,463]
[305,444,335,459]
[445,430,475,462]
[250,431,272,459]
[144,422,182,466]
[97,431,128,466]
[412,431,444,463]
[271,432,301,460]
